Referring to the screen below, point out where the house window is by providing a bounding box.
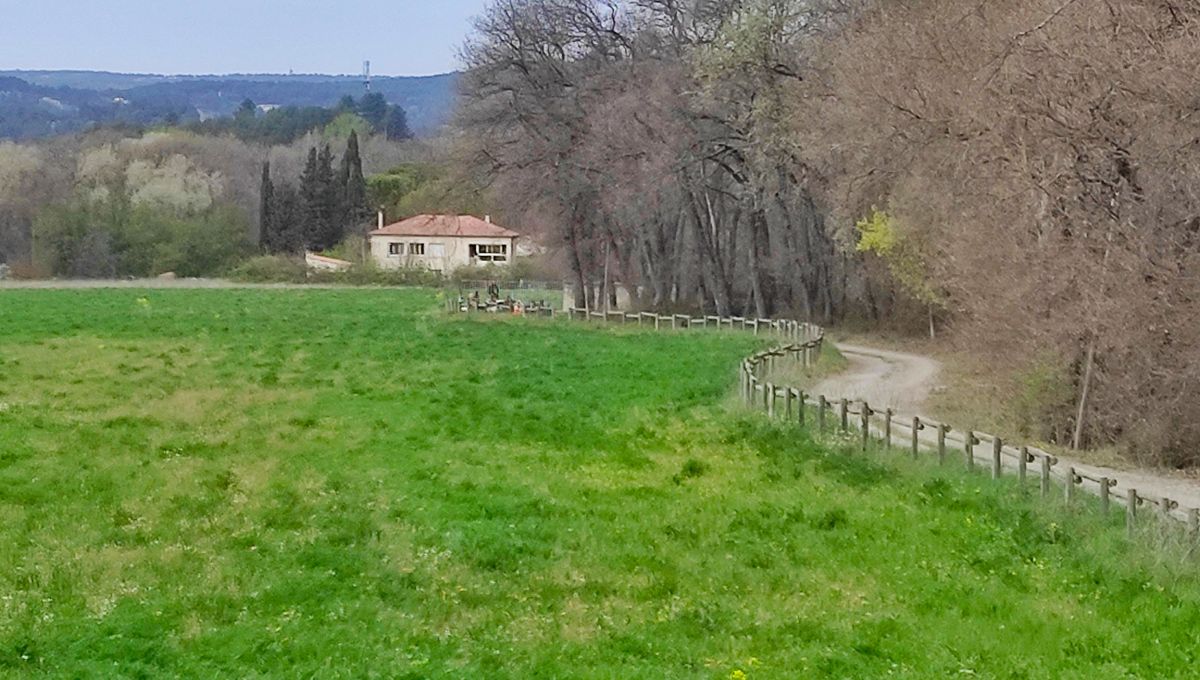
[473,243,508,262]
[428,243,446,257]
[388,243,402,256]
[408,243,426,256]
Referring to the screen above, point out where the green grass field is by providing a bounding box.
[2,289,1199,678]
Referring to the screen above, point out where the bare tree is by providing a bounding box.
[808,0,1200,464]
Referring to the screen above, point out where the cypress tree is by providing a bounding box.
[258,161,274,251]
[339,130,369,231]
[315,144,340,249]
[270,184,304,254]
[298,147,321,250]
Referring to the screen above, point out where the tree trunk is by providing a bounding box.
[1072,337,1097,451]
[747,206,771,319]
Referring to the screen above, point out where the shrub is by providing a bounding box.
[450,257,561,286]
[227,255,307,283]
[309,265,444,287]
[5,260,51,280]
[1013,356,1076,444]
[33,200,253,278]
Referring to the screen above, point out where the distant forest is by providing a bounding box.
[0,70,457,140]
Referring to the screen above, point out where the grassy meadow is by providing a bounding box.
[1,289,1199,678]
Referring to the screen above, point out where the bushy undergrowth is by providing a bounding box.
[226,254,309,282]
[0,289,1198,678]
[227,254,445,287]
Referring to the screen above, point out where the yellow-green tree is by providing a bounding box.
[856,209,943,338]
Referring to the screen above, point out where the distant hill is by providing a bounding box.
[0,70,458,140]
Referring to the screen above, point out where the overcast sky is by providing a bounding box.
[0,0,490,76]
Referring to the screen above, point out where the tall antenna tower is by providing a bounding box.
[363,60,372,93]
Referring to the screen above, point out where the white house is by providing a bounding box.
[368,214,519,273]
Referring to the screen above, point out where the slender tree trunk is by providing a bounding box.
[1072,337,1097,450]
[747,207,771,319]
[566,215,588,309]
[687,190,733,316]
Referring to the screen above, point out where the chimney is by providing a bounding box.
[377,209,385,230]
[485,215,492,224]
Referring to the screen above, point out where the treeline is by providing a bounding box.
[0,127,425,279]
[0,72,453,141]
[0,76,193,140]
[459,0,1200,466]
[189,93,413,146]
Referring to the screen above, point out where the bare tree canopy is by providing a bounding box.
[460,0,1200,465]
[459,0,858,317]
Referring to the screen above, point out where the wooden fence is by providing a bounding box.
[456,304,1200,546]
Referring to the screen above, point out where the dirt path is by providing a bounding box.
[813,344,942,415]
[818,341,1200,513]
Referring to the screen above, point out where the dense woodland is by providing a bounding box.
[455,0,1200,466]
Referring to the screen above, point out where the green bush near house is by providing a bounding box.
[226,254,309,283]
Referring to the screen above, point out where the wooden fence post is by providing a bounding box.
[860,402,871,451]
[884,409,893,449]
[767,383,776,418]
[965,431,979,472]
[1160,498,1175,523]
[1065,467,1076,505]
[784,387,793,421]
[1127,489,1138,538]
[762,381,770,412]
[1040,456,1052,498]
[937,424,949,464]
[992,437,1003,480]
[796,390,806,426]
[911,417,923,459]
[818,395,828,431]
[1018,447,1028,486]
[1099,478,1111,515]
[840,398,849,432]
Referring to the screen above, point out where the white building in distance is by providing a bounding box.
[368,214,519,273]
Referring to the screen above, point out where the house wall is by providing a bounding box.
[369,235,515,272]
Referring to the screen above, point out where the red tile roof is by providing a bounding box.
[369,214,519,239]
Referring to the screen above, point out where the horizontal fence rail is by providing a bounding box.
[450,304,1200,549]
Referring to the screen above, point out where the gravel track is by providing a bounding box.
[816,342,1200,513]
